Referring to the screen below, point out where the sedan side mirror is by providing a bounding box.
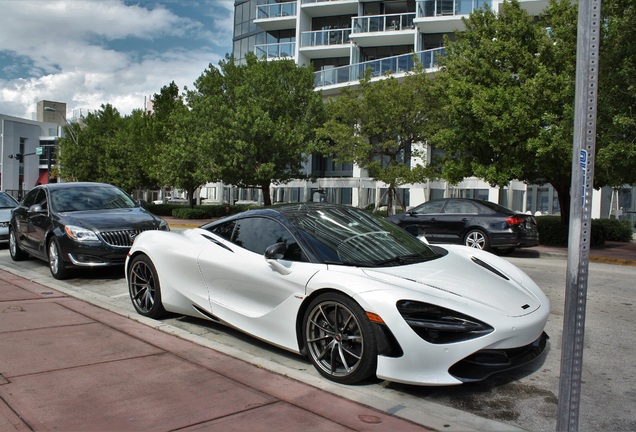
[28,204,45,213]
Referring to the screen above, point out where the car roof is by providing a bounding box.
[37,182,117,191]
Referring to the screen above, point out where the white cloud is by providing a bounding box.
[0,0,233,119]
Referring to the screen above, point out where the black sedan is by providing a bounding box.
[9,182,169,279]
[386,198,539,254]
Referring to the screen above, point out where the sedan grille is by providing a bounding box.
[99,228,158,247]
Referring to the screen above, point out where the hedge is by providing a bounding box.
[536,216,633,246]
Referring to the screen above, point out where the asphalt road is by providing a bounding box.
[0,243,634,432]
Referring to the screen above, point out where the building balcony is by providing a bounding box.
[350,13,416,47]
[300,0,358,18]
[300,28,352,58]
[255,42,296,60]
[314,47,444,91]
[414,0,490,33]
[255,1,297,31]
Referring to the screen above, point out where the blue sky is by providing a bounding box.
[0,0,234,119]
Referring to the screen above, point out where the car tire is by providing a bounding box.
[303,292,377,384]
[464,229,490,250]
[9,227,29,261]
[48,237,70,280]
[128,254,167,319]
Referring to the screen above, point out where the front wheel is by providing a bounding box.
[9,227,29,261]
[464,229,490,250]
[48,237,70,280]
[128,254,166,319]
[303,293,377,384]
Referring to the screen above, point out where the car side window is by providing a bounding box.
[21,189,40,208]
[230,217,306,262]
[413,201,445,214]
[208,220,236,241]
[444,200,478,214]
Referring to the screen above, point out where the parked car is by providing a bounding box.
[0,192,20,244]
[126,203,549,386]
[9,182,169,279]
[386,198,539,254]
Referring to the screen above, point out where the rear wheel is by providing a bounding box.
[48,237,70,280]
[9,227,28,261]
[303,292,377,384]
[464,229,490,250]
[128,254,166,318]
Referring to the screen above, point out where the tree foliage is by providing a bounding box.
[596,0,636,188]
[431,0,578,223]
[191,53,324,206]
[316,66,440,214]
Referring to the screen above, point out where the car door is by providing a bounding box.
[13,188,49,255]
[401,200,446,242]
[436,199,479,243]
[198,216,323,349]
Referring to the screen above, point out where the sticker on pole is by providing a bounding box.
[579,150,587,208]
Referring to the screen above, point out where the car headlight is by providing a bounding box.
[64,225,100,242]
[159,219,170,231]
[396,300,493,344]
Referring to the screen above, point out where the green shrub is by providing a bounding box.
[172,207,212,219]
[596,218,633,242]
[536,216,608,247]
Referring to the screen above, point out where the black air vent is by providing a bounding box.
[470,257,510,280]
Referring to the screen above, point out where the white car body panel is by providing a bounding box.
[127,223,550,386]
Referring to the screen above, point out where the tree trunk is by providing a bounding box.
[261,183,272,206]
[551,180,571,226]
[187,186,197,208]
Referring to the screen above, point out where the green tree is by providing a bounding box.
[57,104,124,184]
[148,82,217,207]
[191,53,324,206]
[596,0,636,188]
[316,66,440,215]
[431,0,577,223]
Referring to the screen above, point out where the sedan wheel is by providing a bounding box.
[48,238,69,280]
[9,228,28,261]
[303,293,377,384]
[128,254,166,318]
[464,229,490,250]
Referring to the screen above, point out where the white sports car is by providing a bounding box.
[126,204,549,386]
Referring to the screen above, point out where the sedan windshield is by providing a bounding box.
[284,205,439,266]
[0,193,18,209]
[50,186,136,212]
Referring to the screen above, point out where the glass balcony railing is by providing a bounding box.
[301,0,349,4]
[314,47,444,87]
[256,1,297,19]
[352,13,416,34]
[301,28,352,47]
[416,0,492,18]
[255,42,296,60]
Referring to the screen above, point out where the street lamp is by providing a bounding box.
[43,106,79,145]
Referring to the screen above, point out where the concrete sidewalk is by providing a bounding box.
[0,270,433,432]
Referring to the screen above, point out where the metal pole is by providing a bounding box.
[557,0,601,430]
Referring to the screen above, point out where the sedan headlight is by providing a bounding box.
[397,300,493,344]
[159,219,170,231]
[64,225,100,242]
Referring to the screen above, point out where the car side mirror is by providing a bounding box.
[264,242,286,260]
[264,242,292,275]
[28,204,45,213]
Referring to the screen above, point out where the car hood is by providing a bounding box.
[362,245,545,317]
[58,208,163,231]
[0,208,14,222]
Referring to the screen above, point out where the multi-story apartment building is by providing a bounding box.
[202,0,633,225]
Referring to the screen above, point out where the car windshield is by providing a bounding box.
[283,205,439,266]
[50,186,136,212]
[0,193,18,209]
